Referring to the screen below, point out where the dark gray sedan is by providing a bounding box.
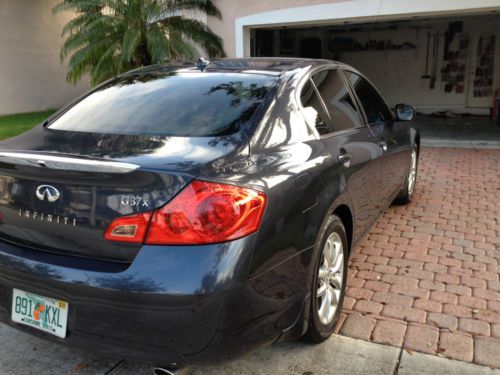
[0,58,418,371]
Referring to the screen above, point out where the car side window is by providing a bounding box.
[300,79,332,136]
[311,69,363,132]
[344,71,393,125]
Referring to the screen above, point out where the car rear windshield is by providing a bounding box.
[48,72,277,137]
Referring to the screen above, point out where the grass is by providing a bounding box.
[0,109,57,140]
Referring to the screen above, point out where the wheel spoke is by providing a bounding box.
[330,252,344,274]
[319,287,332,324]
[324,237,334,266]
[330,286,341,307]
[330,272,342,290]
[318,265,328,279]
[408,150,417,194]
[317,281,327,297]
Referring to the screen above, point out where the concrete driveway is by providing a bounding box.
[1,147,499,374]
[2,323,498,375]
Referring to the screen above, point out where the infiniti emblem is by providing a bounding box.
[36,185,60,202]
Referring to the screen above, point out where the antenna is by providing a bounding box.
[196,57,210,71]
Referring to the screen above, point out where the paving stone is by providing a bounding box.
[339,314,376,341]
[390,285,430,299]
[438,332,473,362]
[346,287,373,300]
[354,300,383,315]
[474,337,500,368]
[474,288,500,301]
[371,292,413,308]
[445,284,472,296]
[343,296,356,310]
[347,276,365,288]
[419,280,445,291]
[364,280,391,293]
[437,273,463,285]
[458,295,487,310]
[373,264,398,275]
[404,325,439,355]
[382,305,426,324]
[492,324,500,339]
[342,148,500,366]
[398,268,434,280]
[413,298,442,313]
[474,309,500,324]
[442,304,472,318]
[427,312,458,330]
[381,274,419,288]
[430,291,458,304]
[458,318,490,336]
[462,276,487,289]
[371,320,407,347]
[488,300,500,313]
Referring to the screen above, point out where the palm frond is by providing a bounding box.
[165,0,222,19]
[146,26,171,63]
[168,30,197,60]
[119,28,142,71]
[52,0,103,14]
[92,42,120,84]
[55,0,226,85]
[162,16,225,57]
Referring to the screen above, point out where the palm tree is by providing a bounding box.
[53,0,226,85]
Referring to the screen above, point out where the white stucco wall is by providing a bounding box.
[0,0,89,115]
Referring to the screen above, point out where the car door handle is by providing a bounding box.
[338,152,352,168]
[379,141,388,152]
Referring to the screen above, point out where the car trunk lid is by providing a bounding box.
[0,130,249,263]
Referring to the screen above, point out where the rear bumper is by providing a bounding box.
[0,237,307,366]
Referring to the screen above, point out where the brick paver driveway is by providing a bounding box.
[339,147,500,368]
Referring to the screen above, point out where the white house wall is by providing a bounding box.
[0,0,89,115]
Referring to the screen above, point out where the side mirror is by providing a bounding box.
[395,104,416,121]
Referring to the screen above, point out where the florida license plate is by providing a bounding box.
[11,288,68,338]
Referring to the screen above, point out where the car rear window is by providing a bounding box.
[48,72,277,137]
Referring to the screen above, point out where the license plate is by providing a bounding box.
[11,288,68,338]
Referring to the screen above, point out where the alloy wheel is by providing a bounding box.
[408,148,417,196]
[317,232,344,325]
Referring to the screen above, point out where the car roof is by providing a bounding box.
[121,58,346,78]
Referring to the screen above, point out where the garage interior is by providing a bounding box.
[250,13,500,146]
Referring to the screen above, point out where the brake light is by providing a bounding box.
[104,181,266,245]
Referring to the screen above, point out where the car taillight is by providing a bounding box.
[104,212,152,243]
[104,181,266,245]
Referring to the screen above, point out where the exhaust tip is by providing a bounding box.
[152,368,175,375]
[152,367,190,375]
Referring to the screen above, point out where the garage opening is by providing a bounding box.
[250,13,500,146]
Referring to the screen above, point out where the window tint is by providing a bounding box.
[300,79,332,135]
[312,69,363,132]
[344,71,392,124]
[48,72,276,137]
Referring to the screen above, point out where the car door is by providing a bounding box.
[303,68,383,240]
[342,70,408,207]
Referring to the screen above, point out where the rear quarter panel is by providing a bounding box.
[198,71,354,337]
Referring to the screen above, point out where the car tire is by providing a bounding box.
[395,144,418,205]
[304,215,348,343]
